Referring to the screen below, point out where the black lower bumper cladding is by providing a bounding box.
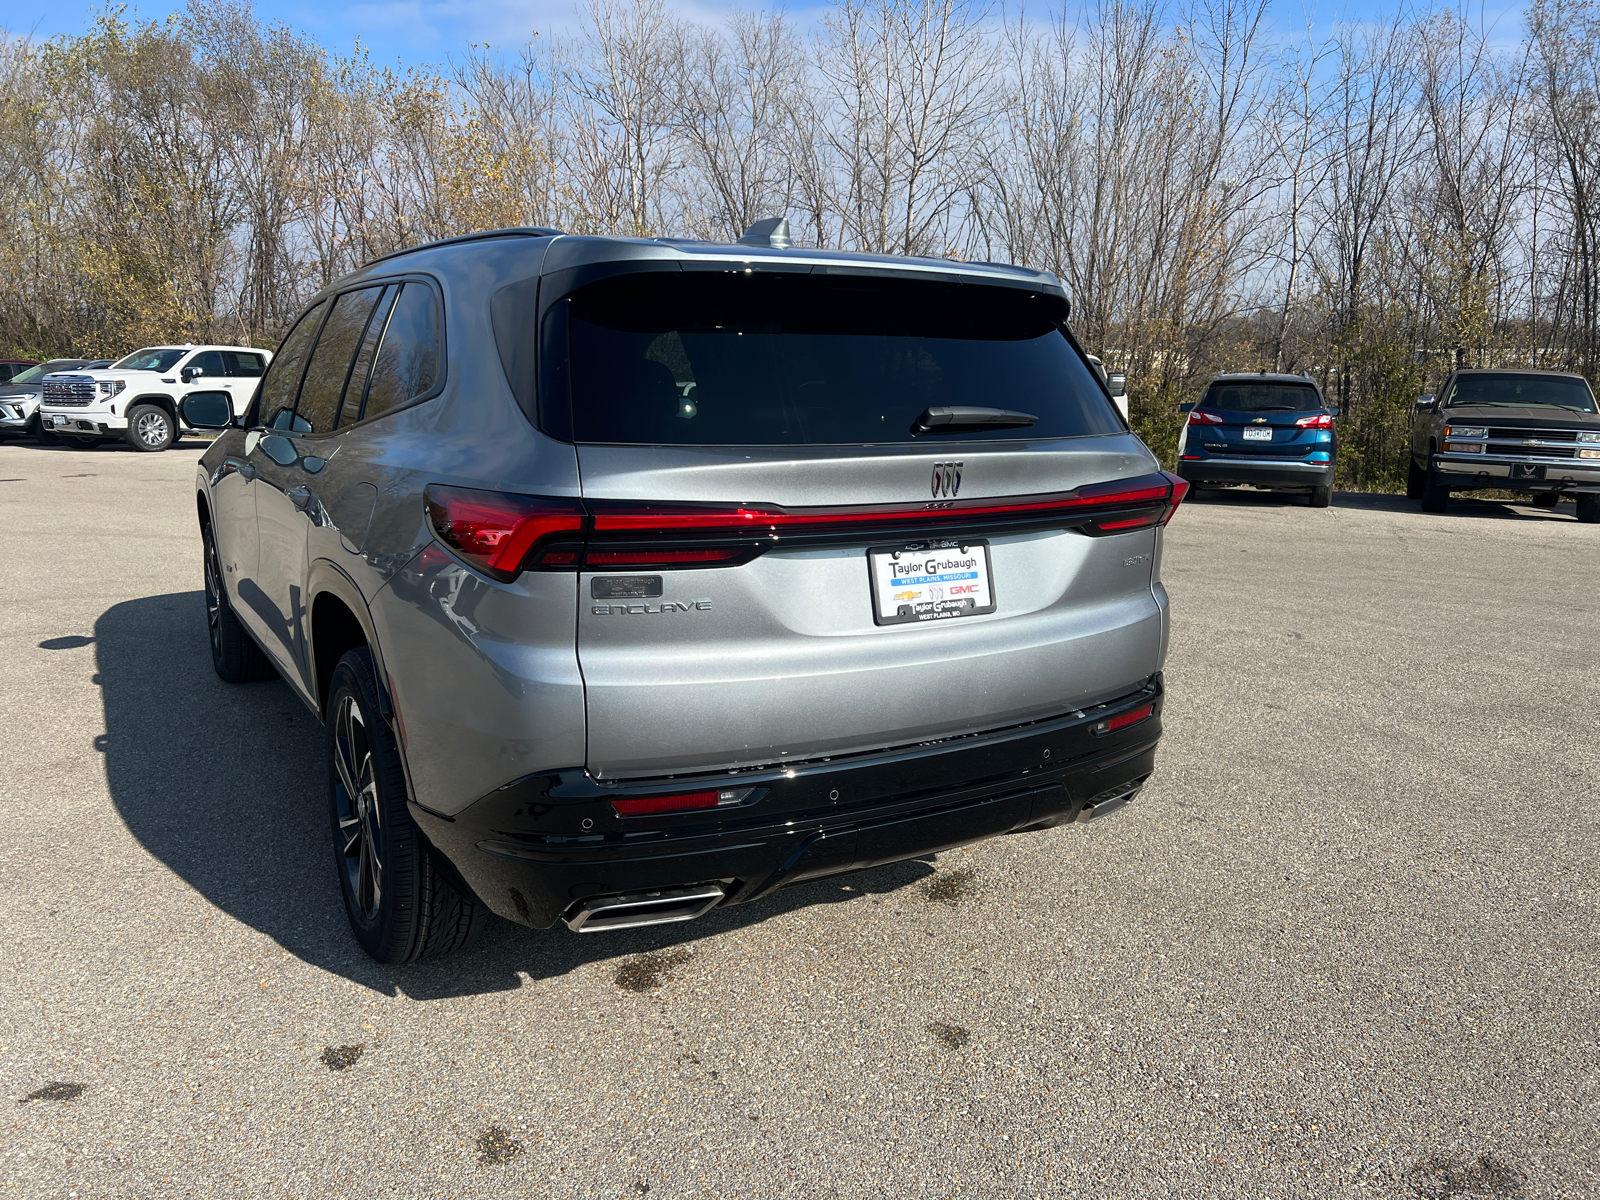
[414,677,1166,930]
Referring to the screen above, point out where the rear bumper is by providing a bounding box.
[415,677,1165,930]
[1177,456,1334,490]
[1431,454,1600,492]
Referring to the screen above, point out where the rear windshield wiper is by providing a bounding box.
[1249,405,1299,412]
[910,406,1039,436]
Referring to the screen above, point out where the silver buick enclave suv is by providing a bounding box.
[185,224,1186,962]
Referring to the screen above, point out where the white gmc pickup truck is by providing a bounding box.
[39,344,272,452]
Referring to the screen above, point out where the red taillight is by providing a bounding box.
[611,786,753,817]
[423,485,586,580]
[423,470,1192,579]
[1092,703,1153,735]
[1295,413,1333,429]
[1187,410,1223,425]
[1161,472,1189,525]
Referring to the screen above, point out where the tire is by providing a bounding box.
[203,524,275,683]
[1577,494,1600,524]
[31,417,61,446]
[1420,460,1449,513]
[1406,456,1425,499]
[125,404,174,452]
[327,646,490,963]
[1309,485,1332,508]
[1531,493,1560,508]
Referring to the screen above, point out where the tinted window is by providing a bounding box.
[1200,382,1322,413]
[187,351,226,378]
[343,285,397,418]
[363,283,439,420]
[254,302,325,429]
[1447,373,1597,413]
[557,273,1117,446]
[113,348,186,373]
[296,287,383,434]
[220,351,265,377]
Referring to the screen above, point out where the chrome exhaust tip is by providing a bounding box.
[564,883,726,933]
[1076,779,1146,823]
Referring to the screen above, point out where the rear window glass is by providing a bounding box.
[1201,382,1322,413]
[552,272,1120,445]
[1447,373,1597,413]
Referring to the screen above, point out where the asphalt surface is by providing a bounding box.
[1,441,1596,1199]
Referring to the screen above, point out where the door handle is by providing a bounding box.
[287,486,315,512]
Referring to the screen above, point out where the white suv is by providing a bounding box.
[39,344,272,452]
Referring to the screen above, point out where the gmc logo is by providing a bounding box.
[950,584,978,595]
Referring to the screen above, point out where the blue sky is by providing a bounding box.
[0,0,1531,67]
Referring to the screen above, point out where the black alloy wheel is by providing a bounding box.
[202,526,274,682]
[325,647,490,963]
[333,693,384,924]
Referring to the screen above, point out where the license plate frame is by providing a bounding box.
[1242,427,1273,441]
[1511,463,1546,481]
[867,539,997,626]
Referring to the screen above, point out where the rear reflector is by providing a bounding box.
[1092,703,1154,735]
[611,787,753,817]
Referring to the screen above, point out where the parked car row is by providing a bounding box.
[0,345,273,451]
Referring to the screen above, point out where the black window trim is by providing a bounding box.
[249,273,447,438]
[335,273,446,434]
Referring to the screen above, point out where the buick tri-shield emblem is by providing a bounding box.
[932,461,963,498]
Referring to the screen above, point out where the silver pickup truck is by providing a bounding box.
[1408,368,1600,521]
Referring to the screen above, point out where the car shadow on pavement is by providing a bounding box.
[97,592,935,1002]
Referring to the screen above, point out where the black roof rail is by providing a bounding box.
[363,226,564,268]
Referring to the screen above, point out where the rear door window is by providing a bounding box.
[551,272,1119,446]
[362,282,440,421]
[187,351,226,379]
[254,302,325,429]
[221,351,266,378]
[1200,382,1322,413]
[296,287,384,435]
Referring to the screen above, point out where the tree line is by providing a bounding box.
[2,0,1597,487]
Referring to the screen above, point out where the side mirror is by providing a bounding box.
[1416,394,1437,412]
[1108,372,1127,397]
[1179,402,1196,413]
[180,365,204,383]
[180,390,234,429]
[1326,401,1341,418]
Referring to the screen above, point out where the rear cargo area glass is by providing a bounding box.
[1201,383,1321,413]
[558,272,1121,445]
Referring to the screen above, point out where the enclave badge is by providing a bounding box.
[932,461,963,498]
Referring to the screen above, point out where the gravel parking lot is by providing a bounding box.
[2,441,1596,1199]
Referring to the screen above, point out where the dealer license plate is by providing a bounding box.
[51,415,69,428]
[868,540,997,626]
[1242,427,1272,441]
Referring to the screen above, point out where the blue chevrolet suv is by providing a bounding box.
[1176,372,1337,507]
